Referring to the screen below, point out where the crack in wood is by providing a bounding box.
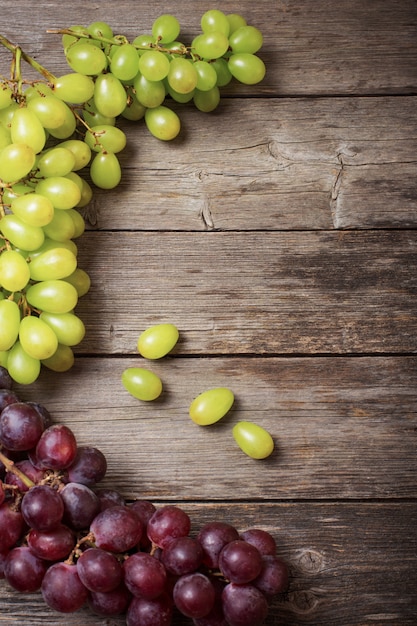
[199,197,215,230]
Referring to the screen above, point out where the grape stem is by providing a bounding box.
[0,449,35,488]
[0,34,56,82]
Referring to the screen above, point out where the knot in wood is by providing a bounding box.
[296,548,324,573]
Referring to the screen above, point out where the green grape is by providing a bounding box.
[165,82,195,103]
[19,315,59,360]
[167,57,198,94]
[83,99,116,127]
[229,26,263,54]
[11,193,54,227]
[0,298,20,350]
[27,95,72,129]
[152,14,181,43]
[121,367,163,401]
[44,103,77,139]
[40,311,85,346]
[31,236,78,258]
[66,41,108,75]
[110,43,140,81]
[89,151,121,189]
[87,20,114,40]
[132,34,154,54]
[0,264,22,302]
[226,14,247,35]
[26,279,78,314]
[28,247,77,281]
[59,139,92,170]
[42,208,76,242]
[201,10,230,37]
[134,74,166,108]
[7,340,41,384]
[41,342,74,372]
[35,176,81,210]
[0,142,35,182]
[93,73,127,117]
[63,267,91,297]
[137,323,179,359]
[0,83,13,109]
[193,60,218,91]
[193,86,220,112]
[189,387,234,426]
[0,124,11,150]
[228,53,266,85]
[66,207,86,236]
[84,124,127,153]
[53,73,95,103]
[193,32,229,59]
[122,87,147,121]
[37,147,76,178]
[65,175,92,210]
[144,106,180,141]
[0,214,44,251]
[232,421,274,459]
[61,25,89,51]
[24,82,54,101]
[138,50,170,81]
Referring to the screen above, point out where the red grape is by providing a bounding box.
[41,562,88,613]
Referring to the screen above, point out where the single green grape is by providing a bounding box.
[83,99,116,127]
[122,87,147,121]
[11,193,54,228]
[66,206,86,236]
[40,311,85,346]
[66,41,108,75]
[193,86,220,112]
[210,58,233,87]
[89,151,121,189]
[63,268,91,297]
[165,82,195,103]
[61,24,89,51]
[189,387,234,426]
[65,176,92,211]
[232,421,274,459]
[110,43,140,81]
[122,367,163,401]
[134,74,166,108]
[19,315,58,360]
[193,60,218,91]
[0,298,21,351]
[84,125,127,153]
[7,340,41,384]
[10,107,46,154]
[144,106,181,141]
[28,247,77,281]
[35,176,81,210]
[93,73,128,118]
[201,9,230,36]
[44,103,77,139]
[53,73,95,103]
[132,34,154,55]
[193,32,230,59]
[137,323,179,359]
[0,143,36,182]
[0,214,45,251]
[138,50,170,82]
[26,279,79,314]
[36,147,76,178]
[228,53,266,85]
[0,249,30,292]
[152,14,181,43]
[87,20,114,40]
[167,57,198,94]
[229,26,263,54]
[32,237,78,259]
[42,208,76,242]
[59,139,92,170]
[41,343,74,372]
[226,14,247,35]
[27,95,71,130]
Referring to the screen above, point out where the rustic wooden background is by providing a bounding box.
[1,0,417,624]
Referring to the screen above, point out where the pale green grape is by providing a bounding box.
[1,182,34,205]
[122,87,147,121]
[145,106,181,141]
[65,175,92,210]
[19,315,59,360]
[193,32,229,59]
[42,209,76,242]
[63,267,91,297]
[53,73,95,103]
[132,34,154,55]
[134,74,166,108]
[0,83,13,109]
[228,53,266,84]
[40,311,85,346]
[167,57,198,94]
[24,82,54,101]
[37,147,76,178]
[0,298,21,350]
[29,247,77,281]
[226,14,247,35]
[189,388,234,425]
[59,139,92,170]
[110,43,139,81]
[27,95,72,130]
[84,125,127,153]
[90,151,121,189]
[0,124,11,150]
[41,342,74,372]
[201,10,230,36]
[31,236,78,258]
[0,214,44,251]
[229,26,263,54]
[138,50,170,81]
[93,73,127,117]
[152,14,181,43]
[61,25,89,51]
[0,143,36,182]
[44,103,77,139]
[165,82,195,103]
[66,41,108,75]
[11,192,54,227]
[137,323,179,359]
[232,421,274,459]
[35,176,81,210]
[87,20,114,40]
[193,60,218,91]
[122,367,163,401]
[26,279,78,314]
[83,99,116,127]
[193,86,220,112]
[7,340,41,384]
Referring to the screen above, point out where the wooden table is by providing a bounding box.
[1,1,416,624]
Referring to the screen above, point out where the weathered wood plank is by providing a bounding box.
[2,503,416,625]
[15,355,417,500]
[71,230,417,355]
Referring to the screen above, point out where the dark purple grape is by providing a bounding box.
[147,505,191,549]
[41,562,88,613]
[21,484,64,532]
[222,583,269,626]
[77,547,122,592]
[123,552,167,600]
[0,367,13,390]
[88,582,131,616]
[0,502,24,551]
[126,592,173,626]
[60,482,100,530]
[193,577,228,626]
[197,521,240,569]
[90,505,142,553]
[35,424,77,470]
[173,572,216,619]
[65,446,107,486]
[27,524,76,561]
[0,402,44,451]
[0,388,20,411]
[240,528,276,556]
[161,535,203,576]
[219,540,262,584]
[4,546,47,592]
[4,459,45,492]
[95,487,126,511]
[130,499,156,526]
[26,401,52,429]
[253,555,289,596]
